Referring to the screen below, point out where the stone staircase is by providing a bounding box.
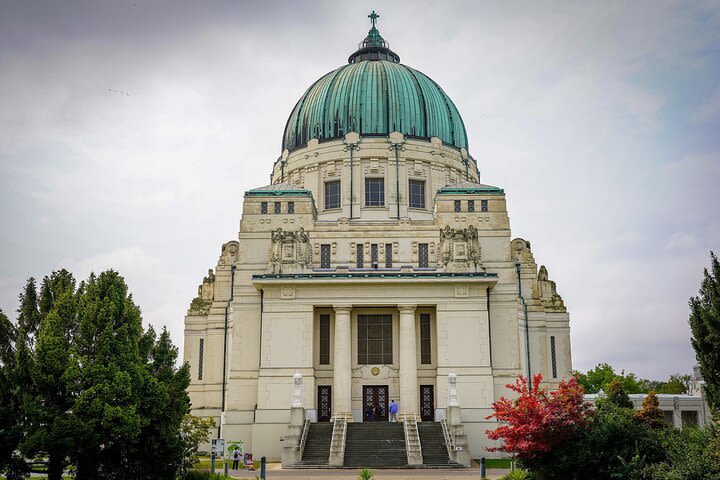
[296,422,333,466]
[418,422,462,467]
[343,423,409,468]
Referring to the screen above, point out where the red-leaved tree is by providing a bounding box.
[486,374,594,459]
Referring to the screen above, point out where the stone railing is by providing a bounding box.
[440,418,455,458]
[328,414,349,466]
[402,414,423,466]
[298,419,310,459]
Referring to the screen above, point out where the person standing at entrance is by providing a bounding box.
[365,402,375,422]
[389,399,398,422]
[232,446,240,470]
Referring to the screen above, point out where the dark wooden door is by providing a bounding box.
[420,385,434,421]
[317,385,332,422]
[362,385,389,421]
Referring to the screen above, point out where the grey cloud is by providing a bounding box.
[1,0,718,380]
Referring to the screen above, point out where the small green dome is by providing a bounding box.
[282,14,468,153]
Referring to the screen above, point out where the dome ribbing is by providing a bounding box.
[281,13,468,153]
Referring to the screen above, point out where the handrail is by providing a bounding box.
[402,414,423,465]
[329,415,348,466]
[298,419,310,455]
[440,418,455,457]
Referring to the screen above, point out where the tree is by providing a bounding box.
[603,378,633,409]
[658,374,690,395]
[635,391,666,429]
[574,363,645,394]
[486,374,593,459]
[179,415,215,475]
[16,278,40,350]
[689,252,720,413]
[0,308,27,480]
[20,271,78,480]
[72,270,190,480]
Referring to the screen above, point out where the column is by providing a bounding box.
[398,304,418,418]
[333,305,352,417]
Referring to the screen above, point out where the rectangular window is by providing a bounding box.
[319,314,330,365]
[260,202,268,214]
[420,313,431,364]
[454,200,461,212]
[408,179,426,209]
[385,243,393,268]
[357,314,393,364]
[365,178,385,206]
[467,200,475,212]
[287,201,294,214]
[418,243,429,268]
[356,244,364,268]
[198,338,204,380]
[481,199,488,212]
[325,180,341,210]
[274,201,281,214]
[320,244,331,269]
[550,336,557,378]
[371,244,379,266]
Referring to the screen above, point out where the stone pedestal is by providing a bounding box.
[446,405,470,467]
[281,407,306,467]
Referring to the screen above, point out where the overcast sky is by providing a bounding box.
[1,0,718,380]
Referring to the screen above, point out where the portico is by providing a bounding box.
[250,273,498,425]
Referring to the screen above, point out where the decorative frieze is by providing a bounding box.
[438,225,483,272]
[268,227,313,273]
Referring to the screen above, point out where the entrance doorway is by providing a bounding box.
[362,385,388,421]
[420,385,435,421]
[317,385,332,422]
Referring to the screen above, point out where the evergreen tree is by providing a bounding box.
[635,391,666,429]
[0,308,25,479]
[72,271,190,480]
[604,378,633,409]
[129,327,190,479]
[16,278,40,349]
[20,272,78,480]
[689,252,720,413]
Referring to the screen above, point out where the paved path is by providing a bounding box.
[227,464,511,479]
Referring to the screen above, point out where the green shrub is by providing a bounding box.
[185,469,231,480]
[502,470,531,480]
[357,467,375,480]
[643,427,720,480]
[520,403,665,480]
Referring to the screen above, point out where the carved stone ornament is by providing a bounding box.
[220,241,240,265]
[292,371,303,407]
[438,225,483,272]
[448,370,459,407]
[269,227,312,273]
[536,265,566,312]
[189,268,215,315]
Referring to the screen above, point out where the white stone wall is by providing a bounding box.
[183,133,573,460]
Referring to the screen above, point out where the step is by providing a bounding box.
[417,422,461,468]
[343,423,408,468]
[299,423,333,466]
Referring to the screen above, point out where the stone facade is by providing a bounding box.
[183,17,573,461]
[183,136,573,461]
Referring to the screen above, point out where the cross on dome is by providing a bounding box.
[368,10,379,28]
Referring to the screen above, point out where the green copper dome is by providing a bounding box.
[282,13,468,153]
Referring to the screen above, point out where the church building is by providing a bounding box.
[183,13,572,465]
